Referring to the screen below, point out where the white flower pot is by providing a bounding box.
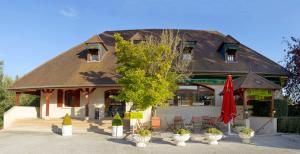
[112,126,123,138]
[239,131,254,144]
[62,125,72,136]
[205,133,223,145]
[173,134,191,146]
[133,134,151,147]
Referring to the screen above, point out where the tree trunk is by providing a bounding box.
[151,106,157,117]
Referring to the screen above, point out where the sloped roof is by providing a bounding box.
[233,72,281,90]
[10,29,287,90]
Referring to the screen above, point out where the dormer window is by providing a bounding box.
[132,40,145,44]
[88,49,100,61]
[219,43,239,63]
[226,49,237,62]
[180,41,196,60]
[86,42,106,62]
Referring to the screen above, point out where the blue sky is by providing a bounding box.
[0,0,299,78]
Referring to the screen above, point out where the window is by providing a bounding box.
[64,90,80,107]
[86,43,106,62]
[226,49,237,62]
[180,41,196,60]
[88,49,100,62]
[170,85,215,106]
[182,47,193,60]
[132,40,145,44]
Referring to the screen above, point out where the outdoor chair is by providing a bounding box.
[174,116,184,130]
[202,117,220,128]
[191,116,202,133]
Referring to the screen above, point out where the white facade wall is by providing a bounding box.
[3,106,39,129]
[40,88,112,119]
[208,84,224,106]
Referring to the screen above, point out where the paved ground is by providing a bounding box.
[0,131,299,154]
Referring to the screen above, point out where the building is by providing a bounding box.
[8,29,287,132]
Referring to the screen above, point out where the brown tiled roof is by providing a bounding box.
[10,29,287,90]
[233,72,281,90]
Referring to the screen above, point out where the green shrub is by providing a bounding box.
[176,128,190,135]
[207,128,223,135]
[137,128,151,137]
[240,127,253,135]
[62,114,72,125]
[233,123,245,127]
[112,113,123,126]
[278,117,300,134]
[274,99,288,117]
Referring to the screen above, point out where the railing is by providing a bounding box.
[3,106,39,129]
[255,117,274,134]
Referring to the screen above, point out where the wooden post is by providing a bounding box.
[81,88,96,118]
[243,89,249,119]
[15,92,21,106]
[269,90,275,117]
[42,89,54,117]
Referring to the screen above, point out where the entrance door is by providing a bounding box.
[104,89,125,118]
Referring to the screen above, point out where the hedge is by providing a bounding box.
[277,117,300,134]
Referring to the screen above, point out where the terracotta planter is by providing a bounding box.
[173,134,190,146]
[238,131,254,144]
[133,134,151,147]
[112,126,123,138]
[62,125,72,136]
[151,117,160,129]
[205,133,223,145]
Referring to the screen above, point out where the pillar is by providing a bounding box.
[42,89,54,118]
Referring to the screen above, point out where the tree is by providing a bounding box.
[113,30,191,116]
[284,37,300,104]
[0,61,3,82]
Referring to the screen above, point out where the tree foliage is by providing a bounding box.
[0,61,3,81]
[0,62,40,126]
[113,30,191,111]
[284,37,300,104]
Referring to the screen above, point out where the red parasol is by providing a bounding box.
[220,75,236,124]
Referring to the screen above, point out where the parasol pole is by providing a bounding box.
[228,119,232,135]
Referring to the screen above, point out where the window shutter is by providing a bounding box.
[74,90,81,107]
[57,90,63,107]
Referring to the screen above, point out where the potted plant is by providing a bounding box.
[238,127,254,144]
[112,112,123,138]
[133,128,152,147]
[205,128,223,145]
[172,128,191,146]
[62,113,72,136]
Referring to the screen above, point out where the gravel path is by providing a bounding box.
[0,131,299,154]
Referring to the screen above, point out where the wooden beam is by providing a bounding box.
[243,89,249,119]
[15,92,21,106]
[42,89,54,117]
[269,90,275,117]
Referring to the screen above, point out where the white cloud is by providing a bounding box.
[60,7,78,18]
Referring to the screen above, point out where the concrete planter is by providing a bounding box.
[205,133,223,145]
[133,134,151,147]
[173,134,190,146]
[62,125,72,136]
[239,131,254,144]
[112,126,123,138]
